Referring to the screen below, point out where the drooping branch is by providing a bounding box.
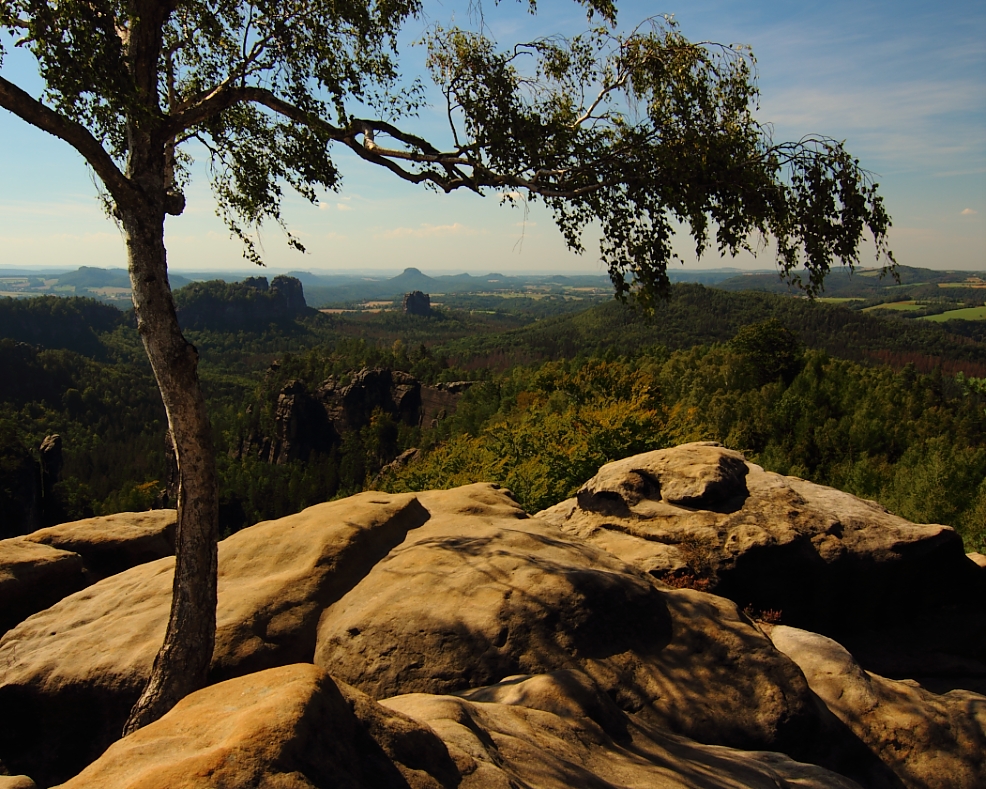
[0,75,137,205]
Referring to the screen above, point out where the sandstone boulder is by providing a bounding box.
[315,484,820,757]
[0,539,84,635]
[0,778,36,789]
[769,625,986,789]
[55,664,457,789]
[537,442,986,670]
[22,510,176,582]
[387,669,865,789]
[0,492,429,785]
[0,510,177,636]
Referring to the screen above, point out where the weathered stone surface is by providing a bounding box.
[0,492,429,785]
[271,274,308,313]
[320,367,423,433]
[22,510,176,582]
[537,442,985,653]
[234,369,469,463]
[0,510,177,635]
[0,777,37,789]
[3,467,981,788]
[769,625,986,789]
[419,381,470,428]
[315,483,819,756]
[0,538,84,635]
[386,670,865,789]
[55,664,457,789]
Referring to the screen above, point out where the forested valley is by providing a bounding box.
[2,275,984,554]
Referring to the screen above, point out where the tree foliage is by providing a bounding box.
[2,2,892,292]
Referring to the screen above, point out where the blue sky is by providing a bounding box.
[0,0,983,275]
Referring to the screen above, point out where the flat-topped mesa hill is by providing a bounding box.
[173,274,311,331]
[1,443,983,788]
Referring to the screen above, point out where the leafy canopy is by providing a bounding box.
[0,0,892,298]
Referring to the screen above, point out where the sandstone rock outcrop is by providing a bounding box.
[0,510,176,635]
[22,510,176,583]
[315,484,819,757]
[0,777,36,789]
[386,670,865,789]
[0,432,64,538]
[537,442,986,681]
[402,290,432,316]
[0,539,83,635]
[266,379,339,464]
[235,369,470,464]
[0,493,428,785]
[174,275,309,331]
[55,664,458,789]
[770,625,986,789]
[60,663,864,789]
[1,449,983,788]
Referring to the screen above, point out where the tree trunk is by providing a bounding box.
[120,202,218,735]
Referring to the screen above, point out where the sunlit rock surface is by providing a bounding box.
[0,445,982,787]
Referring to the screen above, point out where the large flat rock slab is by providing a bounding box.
[0,510,178,636]
[22,510,176,582]
[2,472,981,788]
[0,492,429,785]
[0,539,84,635]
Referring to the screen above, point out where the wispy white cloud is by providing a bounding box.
[760,79,985,174]
[961,208,979,216]
[381,222,485,239]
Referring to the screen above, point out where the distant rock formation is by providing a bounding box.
[38,434,62,523]
[401,290,432,316]
[233,368,472,464]
[2,445,983,787]
[271,274,307,312]
[267,379,338,465]
[174,275,310,331]
[0,433,65,538]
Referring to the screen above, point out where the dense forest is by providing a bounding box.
[1,275,984,553]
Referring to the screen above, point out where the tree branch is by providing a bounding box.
[165,84,617,199]
[0,76,136,205]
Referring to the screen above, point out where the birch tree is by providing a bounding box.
[0,0,893,731]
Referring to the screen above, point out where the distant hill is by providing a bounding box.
[0,266,190,306]
[0,296,126,358]
[441,283,986,377]
[715,265,985,299]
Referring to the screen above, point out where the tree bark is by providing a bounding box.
[120,201,218,735]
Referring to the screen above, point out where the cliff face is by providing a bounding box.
[2,444,983,788]
[0,433,64,539]
[402,290,432,315]
[233,368,472,465]
[174,275,310,331]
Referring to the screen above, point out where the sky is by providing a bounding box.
[0,0,983,276]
